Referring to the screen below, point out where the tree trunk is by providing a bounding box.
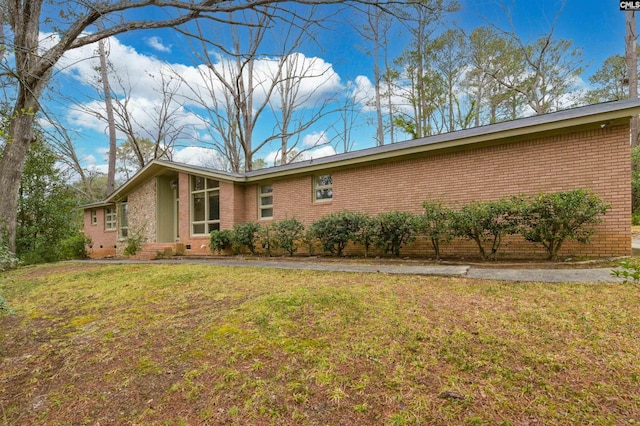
[0,111,37,251]
[97,23,118,195]
[372,10,384,147]
[626,11,638,146]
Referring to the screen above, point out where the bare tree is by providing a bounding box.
[80,67,196,171]
[182,7,339,171]
[356,5,394,146]
[95,21,118,195]
[180,11,274,172]
[271,52,338,165]
[332,80,361,153]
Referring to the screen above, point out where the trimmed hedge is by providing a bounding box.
[210,190,610,259]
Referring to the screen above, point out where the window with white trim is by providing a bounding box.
[259,184,273,219]
[119,202,129,239]
[105,207,117,230]
[191,176,220,235]
[314,174,333,201]
[91,209,97,225]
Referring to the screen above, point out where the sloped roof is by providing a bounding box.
[94,99,640,206]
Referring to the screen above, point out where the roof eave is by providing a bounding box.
[243,101,640,181]
[105,160,244,202]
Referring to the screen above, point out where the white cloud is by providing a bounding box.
[173,146,225,169]
[302,145,336,160]
[352,75,374,109]
[146,36,171,53]
[54,34,344,152]
[86,163,109,175]
[55,34,343,114]
[188,52,343,111]
[46,32,351,173]
[95,147,110,156]
[82,154,97,165]
[302,131,328,148]
[263,142,336,166]
[264,150,280,165]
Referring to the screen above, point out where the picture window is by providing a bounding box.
[191,176,220,235]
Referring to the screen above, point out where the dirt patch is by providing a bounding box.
[13,262,105,279]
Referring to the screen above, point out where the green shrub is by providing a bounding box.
[0,240,19,272]
[300,228,317,256]
[611,259,640,284]
[418,200,453,259]
[520,189,610,260]
[59,234,90,260]
[258,225,276,256]
[633,211,640,226]
[309,211,363,255]
[123,226,147,256]
[351,212,376,258]
[232,222,261,255]
[210,229,234,254]
[272,218,305,256]
[450,198,520,260]
[373,211,417,257]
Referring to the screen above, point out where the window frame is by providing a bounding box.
[313,174,333,202]
[90,209,97,226]
[105,206,117,231]
[190,175,221,236]
[258,184,274,220]
[118,202,129,240]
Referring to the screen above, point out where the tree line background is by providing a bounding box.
[0,0,637,264]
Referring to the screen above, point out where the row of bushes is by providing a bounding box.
[210,189,610,260]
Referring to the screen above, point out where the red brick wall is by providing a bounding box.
[84,208,118,258]
[90,124,631,259]
[241,125,631,258]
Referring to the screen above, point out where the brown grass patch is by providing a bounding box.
[1,263,639,425]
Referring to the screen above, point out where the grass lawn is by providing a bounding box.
[0,263,639,425]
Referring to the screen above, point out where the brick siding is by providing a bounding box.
[83,208,117,258]
[85,123,632,259]
[244,125,631,258]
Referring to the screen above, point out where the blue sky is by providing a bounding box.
[46,1,635,174]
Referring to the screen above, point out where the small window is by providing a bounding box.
[314,175,333,202]
[105,207,117,230]
[91,209,97,225]
[259,184,273,219]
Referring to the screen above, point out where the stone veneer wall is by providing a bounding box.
[127,178,157,247]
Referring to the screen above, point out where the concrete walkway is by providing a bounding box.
[81,257,623,283]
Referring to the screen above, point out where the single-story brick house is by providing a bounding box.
[83,99,640,259]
